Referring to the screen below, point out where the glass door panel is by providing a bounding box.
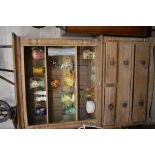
[47,47,78,123]
[24,46,48,125]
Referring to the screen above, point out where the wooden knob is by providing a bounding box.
[110,60,116,66]
[123,60,129,65]
[108,103,113,110]
[141,60,146,65]
[122,102,127,108]
[139,101,144,106]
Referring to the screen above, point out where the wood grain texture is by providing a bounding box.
[20,46,28,127]
[116,42,133,124]
[104,87,116,126]
[147,38,155,123]
[27,119,100,129]
[105,41,117,84]
[132,42,149,122]
[20,38,98,46]
[44,47,49,123]
[64,26,151,37]
[12,33,25,128]
[93,35,102,126]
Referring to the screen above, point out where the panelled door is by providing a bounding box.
[116,42,133,124]
[132,42,149,122]
[103,38,150,128]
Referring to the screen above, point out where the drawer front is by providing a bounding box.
[116,42,133,124]
[132,42,149,122]
[104,87,116,126]
[105,41,117,84]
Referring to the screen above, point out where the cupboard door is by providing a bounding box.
[104,87,116,126]
[116,42,133,124]
[105,41,117,84]
[132,42,149,122]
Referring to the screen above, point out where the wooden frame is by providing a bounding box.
[13,33,102,129]
[102,36,150,128]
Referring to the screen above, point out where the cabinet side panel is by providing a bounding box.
[12,33,25,128]
[132,42,149,122]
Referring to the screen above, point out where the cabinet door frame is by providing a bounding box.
[13,34,102,128]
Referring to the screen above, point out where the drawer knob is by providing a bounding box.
[141,60,146,65]
[122,102,127,108]
[110,60,116,66]
[108,103,113,110]
[139,101,144,106]
[123,60,129,65]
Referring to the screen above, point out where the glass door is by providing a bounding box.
[24,46,48,125]
[47,47,78,123]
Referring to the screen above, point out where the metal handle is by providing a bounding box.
[123,60,129,65]
[110,59,116,66]
[122,102,127,108]
[139,101,144,106]
[108,103,113,110]
[141,60,146,65]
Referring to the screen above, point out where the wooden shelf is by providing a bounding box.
[64,26,151,37]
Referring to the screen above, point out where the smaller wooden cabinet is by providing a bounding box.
[102,36,150,128]
[12,34,103,129]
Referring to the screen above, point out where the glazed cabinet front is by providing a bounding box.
[13,34,102,128]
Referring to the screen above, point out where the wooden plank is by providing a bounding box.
[94,35,102,126]
[105,41,117,84]
[20,38,98,46]
[104,36,148,42]
[104,87,116,126]
[64,26,151,37]
[12,33,25,128]
[147,38,155,122]
[20,46,29,127]
[44,47,49,123]
[75,46,78,121]
[102,38,106,126]
[132,42,149,122]
[116,42,132,124]
[27,119,100,129]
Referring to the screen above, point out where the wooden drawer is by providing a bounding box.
[116,42,133,124]
[132,42,149,122]
[104,87,116,126]
[105,41,117,84]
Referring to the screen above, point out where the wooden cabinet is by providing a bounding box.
[13,33,151,129]
[13,34,103,129]
[102,37,150,128]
